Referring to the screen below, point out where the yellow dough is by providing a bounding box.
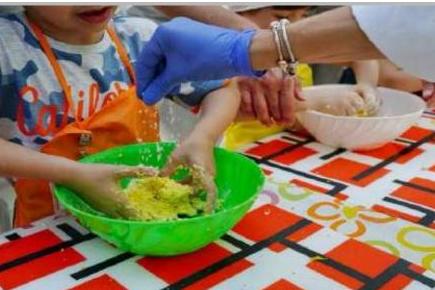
[124,176,206,221]
[355,108,369,117]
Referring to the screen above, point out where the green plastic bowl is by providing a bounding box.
[54,142,265,256]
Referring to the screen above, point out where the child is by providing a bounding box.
[223,5,379,150]
[0,6,240,228]
[344,60,435,108]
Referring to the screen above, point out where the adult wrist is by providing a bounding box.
[249,29,278,71]
[234,29,265,77]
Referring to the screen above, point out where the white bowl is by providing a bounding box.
[296,85,426,150]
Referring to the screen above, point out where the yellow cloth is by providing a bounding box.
[223,64,313,150]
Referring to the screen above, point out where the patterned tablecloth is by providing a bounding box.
[0,110,434,290]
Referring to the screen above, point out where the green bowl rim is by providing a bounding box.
[54,142,265,226]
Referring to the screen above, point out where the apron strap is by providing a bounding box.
[27,20,77,119]
[107,26,136,85]
[26,18,136,122]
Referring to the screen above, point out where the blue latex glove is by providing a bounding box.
[135,17,263,105]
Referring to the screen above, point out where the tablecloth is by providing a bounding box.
[0,110,434,290]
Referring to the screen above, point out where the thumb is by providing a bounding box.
[160,154,185,177]
[140,70,177,105]
[114,166,158,179]
[135,37,175,105]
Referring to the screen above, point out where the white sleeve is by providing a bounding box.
[352,5,435,81]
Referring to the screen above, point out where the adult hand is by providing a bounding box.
[238,69,304,126]
[135,17,262,105]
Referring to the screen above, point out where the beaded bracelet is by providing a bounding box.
[270,19,298,76]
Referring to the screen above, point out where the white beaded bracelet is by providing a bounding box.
[270,19,298,76]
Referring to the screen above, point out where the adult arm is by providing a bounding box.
[137,5,435,104]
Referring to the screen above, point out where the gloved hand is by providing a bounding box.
[135,17,262,105]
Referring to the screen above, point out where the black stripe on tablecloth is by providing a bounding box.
[247,155,348,196]
[162,219,312,290]
[283,130,312,141]
[69,234,249,281]
[71,252,135,280]
[320,148,347,160]
[419,215,435,227]
[393,179,435,194]
[283,239,435,289]
[0,233,95,272]
[57,223,90,240]
[220,234,250,250]
[163,218,435,290]
[403,267,435,288]
[280,239,371,283]
[383,197,434,226]
[4,233,21,241]
[258,139,313,161]
[352,132,435,181]
[360,259,409,290]
[361,259,435,289]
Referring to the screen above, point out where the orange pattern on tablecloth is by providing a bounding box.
[391,177,435,209]
[70,274,126,290]
[312,158,390,187]
[137,243,252,286]
[401,126,433,141]
[308,261,363,289]
[355,142,423,164]
[0,246,84,289]
[291,179,348,200]
[233,204,303,253]
[246,140,291,158]
[272,147,317,165]
[0,230,60,265]
[325,239,398,278]
[263,279,303,290]
[372,205,421,224]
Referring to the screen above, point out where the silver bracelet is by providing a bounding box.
[270,19,298,76]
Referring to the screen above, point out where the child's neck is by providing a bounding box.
[25,11,105,45]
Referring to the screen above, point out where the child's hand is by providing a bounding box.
[354,84,382,115]
[164,138,215,176]
[162,136,217,213]
[64,164,157,218]
[304,85,370,116]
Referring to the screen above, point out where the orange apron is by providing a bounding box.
[13,21,159,227]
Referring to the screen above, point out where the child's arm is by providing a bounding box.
[163,80,241,212]
[0,139,155,217]
[165,80,240,173]
[350,60,381,115]
[351,60,379,88]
